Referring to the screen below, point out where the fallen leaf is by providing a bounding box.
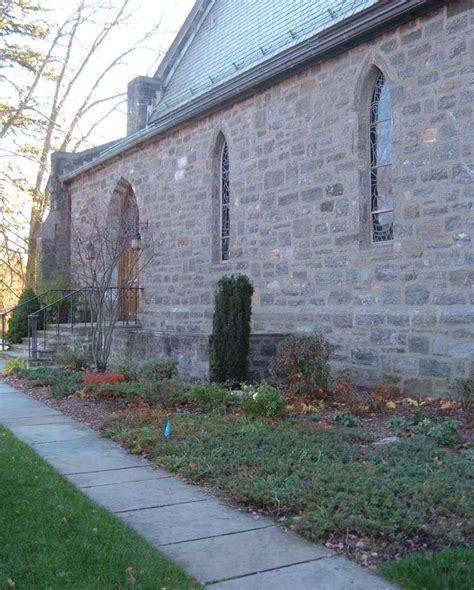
[440,400,456,410]
[404,397,419,407]
[386,401,397,410]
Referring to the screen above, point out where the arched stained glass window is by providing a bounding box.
[220,140,230,260]
[370,72,393,243]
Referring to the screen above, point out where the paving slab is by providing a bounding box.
[160,526,332,584]
[209,556,397,589]
[31,436,143,474]
[68,465,173,488]
[119,500,271,546]
[0,375,398,589]
[7,421,93,444]
[1,414,74,426]
[84,476,210,512]
[0,404,62,418]
[0,384,23,394]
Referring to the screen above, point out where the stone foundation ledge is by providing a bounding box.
[110,327,464,397]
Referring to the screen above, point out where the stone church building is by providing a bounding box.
[40,0,473,396]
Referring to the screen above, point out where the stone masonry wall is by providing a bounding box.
[69,1,473,396]
[109,328,285,384]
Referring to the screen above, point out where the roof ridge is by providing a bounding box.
[153,0,214,85]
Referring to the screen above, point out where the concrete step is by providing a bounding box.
[29,358,54,367]
[0,349,28,361]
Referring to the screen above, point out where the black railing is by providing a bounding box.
[28,286,141,361]
[1,289,74,351]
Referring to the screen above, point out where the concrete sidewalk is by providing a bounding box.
[0,366,397,589]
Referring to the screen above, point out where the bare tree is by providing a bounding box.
[1,0,164,288]
[71,206,154,372]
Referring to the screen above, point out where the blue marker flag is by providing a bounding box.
[164,420,171,437]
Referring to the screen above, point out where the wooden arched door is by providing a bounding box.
[118,187,140,321]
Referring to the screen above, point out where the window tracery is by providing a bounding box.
[220,140,230,260]
[369,72,393,243]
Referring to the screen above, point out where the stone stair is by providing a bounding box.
[0,325,93,365]
[0,321,138,365]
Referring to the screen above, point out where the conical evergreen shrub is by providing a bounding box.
[6,287,41,344]
[210,274,253,384]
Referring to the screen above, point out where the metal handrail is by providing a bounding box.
[1,289,73,351]
[28,286,142,360]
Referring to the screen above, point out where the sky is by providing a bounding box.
[60,0,196,144]
[14,0,196,147]
[0,0,195,252]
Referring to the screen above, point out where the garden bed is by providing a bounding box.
[2,362,473,583]
[4,372,126,430]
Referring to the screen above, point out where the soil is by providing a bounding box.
[4,373,472,442]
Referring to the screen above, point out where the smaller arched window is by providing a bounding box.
[369,72,393,243]
[220,140,230,260]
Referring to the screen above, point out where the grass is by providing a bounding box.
[0,425,200,590]
[103,408,474,564]
[381,548,474,590]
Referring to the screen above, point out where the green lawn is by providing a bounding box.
[381,548,474,590]
[0,425,200,590]
[103,408,473,569]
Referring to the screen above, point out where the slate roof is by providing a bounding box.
[150,0,378,122]
[61,0,443,180]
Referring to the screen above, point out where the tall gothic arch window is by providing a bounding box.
[369,72,393,243]
[220,139,230,260]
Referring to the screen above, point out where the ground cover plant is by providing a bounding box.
[5,354,473,584]
[13,365,84,399]
[103,406,473,571]
[0,426,200,590]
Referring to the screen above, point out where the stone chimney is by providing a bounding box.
[127,76,163,135]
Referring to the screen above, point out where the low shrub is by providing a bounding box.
[84,371,126,386]
[389,413,463,446]
[241,382,285,417]
[109,358,178,382]
[112,357,140,381]
[55,344,92,371]
[450,372,474,416]
[138,359,178,382]
[186,383,236,413]
[274,334,334,398]
[3,357,28,375]
[413,418,463,446]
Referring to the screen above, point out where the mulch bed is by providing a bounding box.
[3,373,472,442]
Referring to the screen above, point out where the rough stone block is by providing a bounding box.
[419,358,451,378]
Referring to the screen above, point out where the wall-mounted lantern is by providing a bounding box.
[131,234,141,251]
[85,241,96,260]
